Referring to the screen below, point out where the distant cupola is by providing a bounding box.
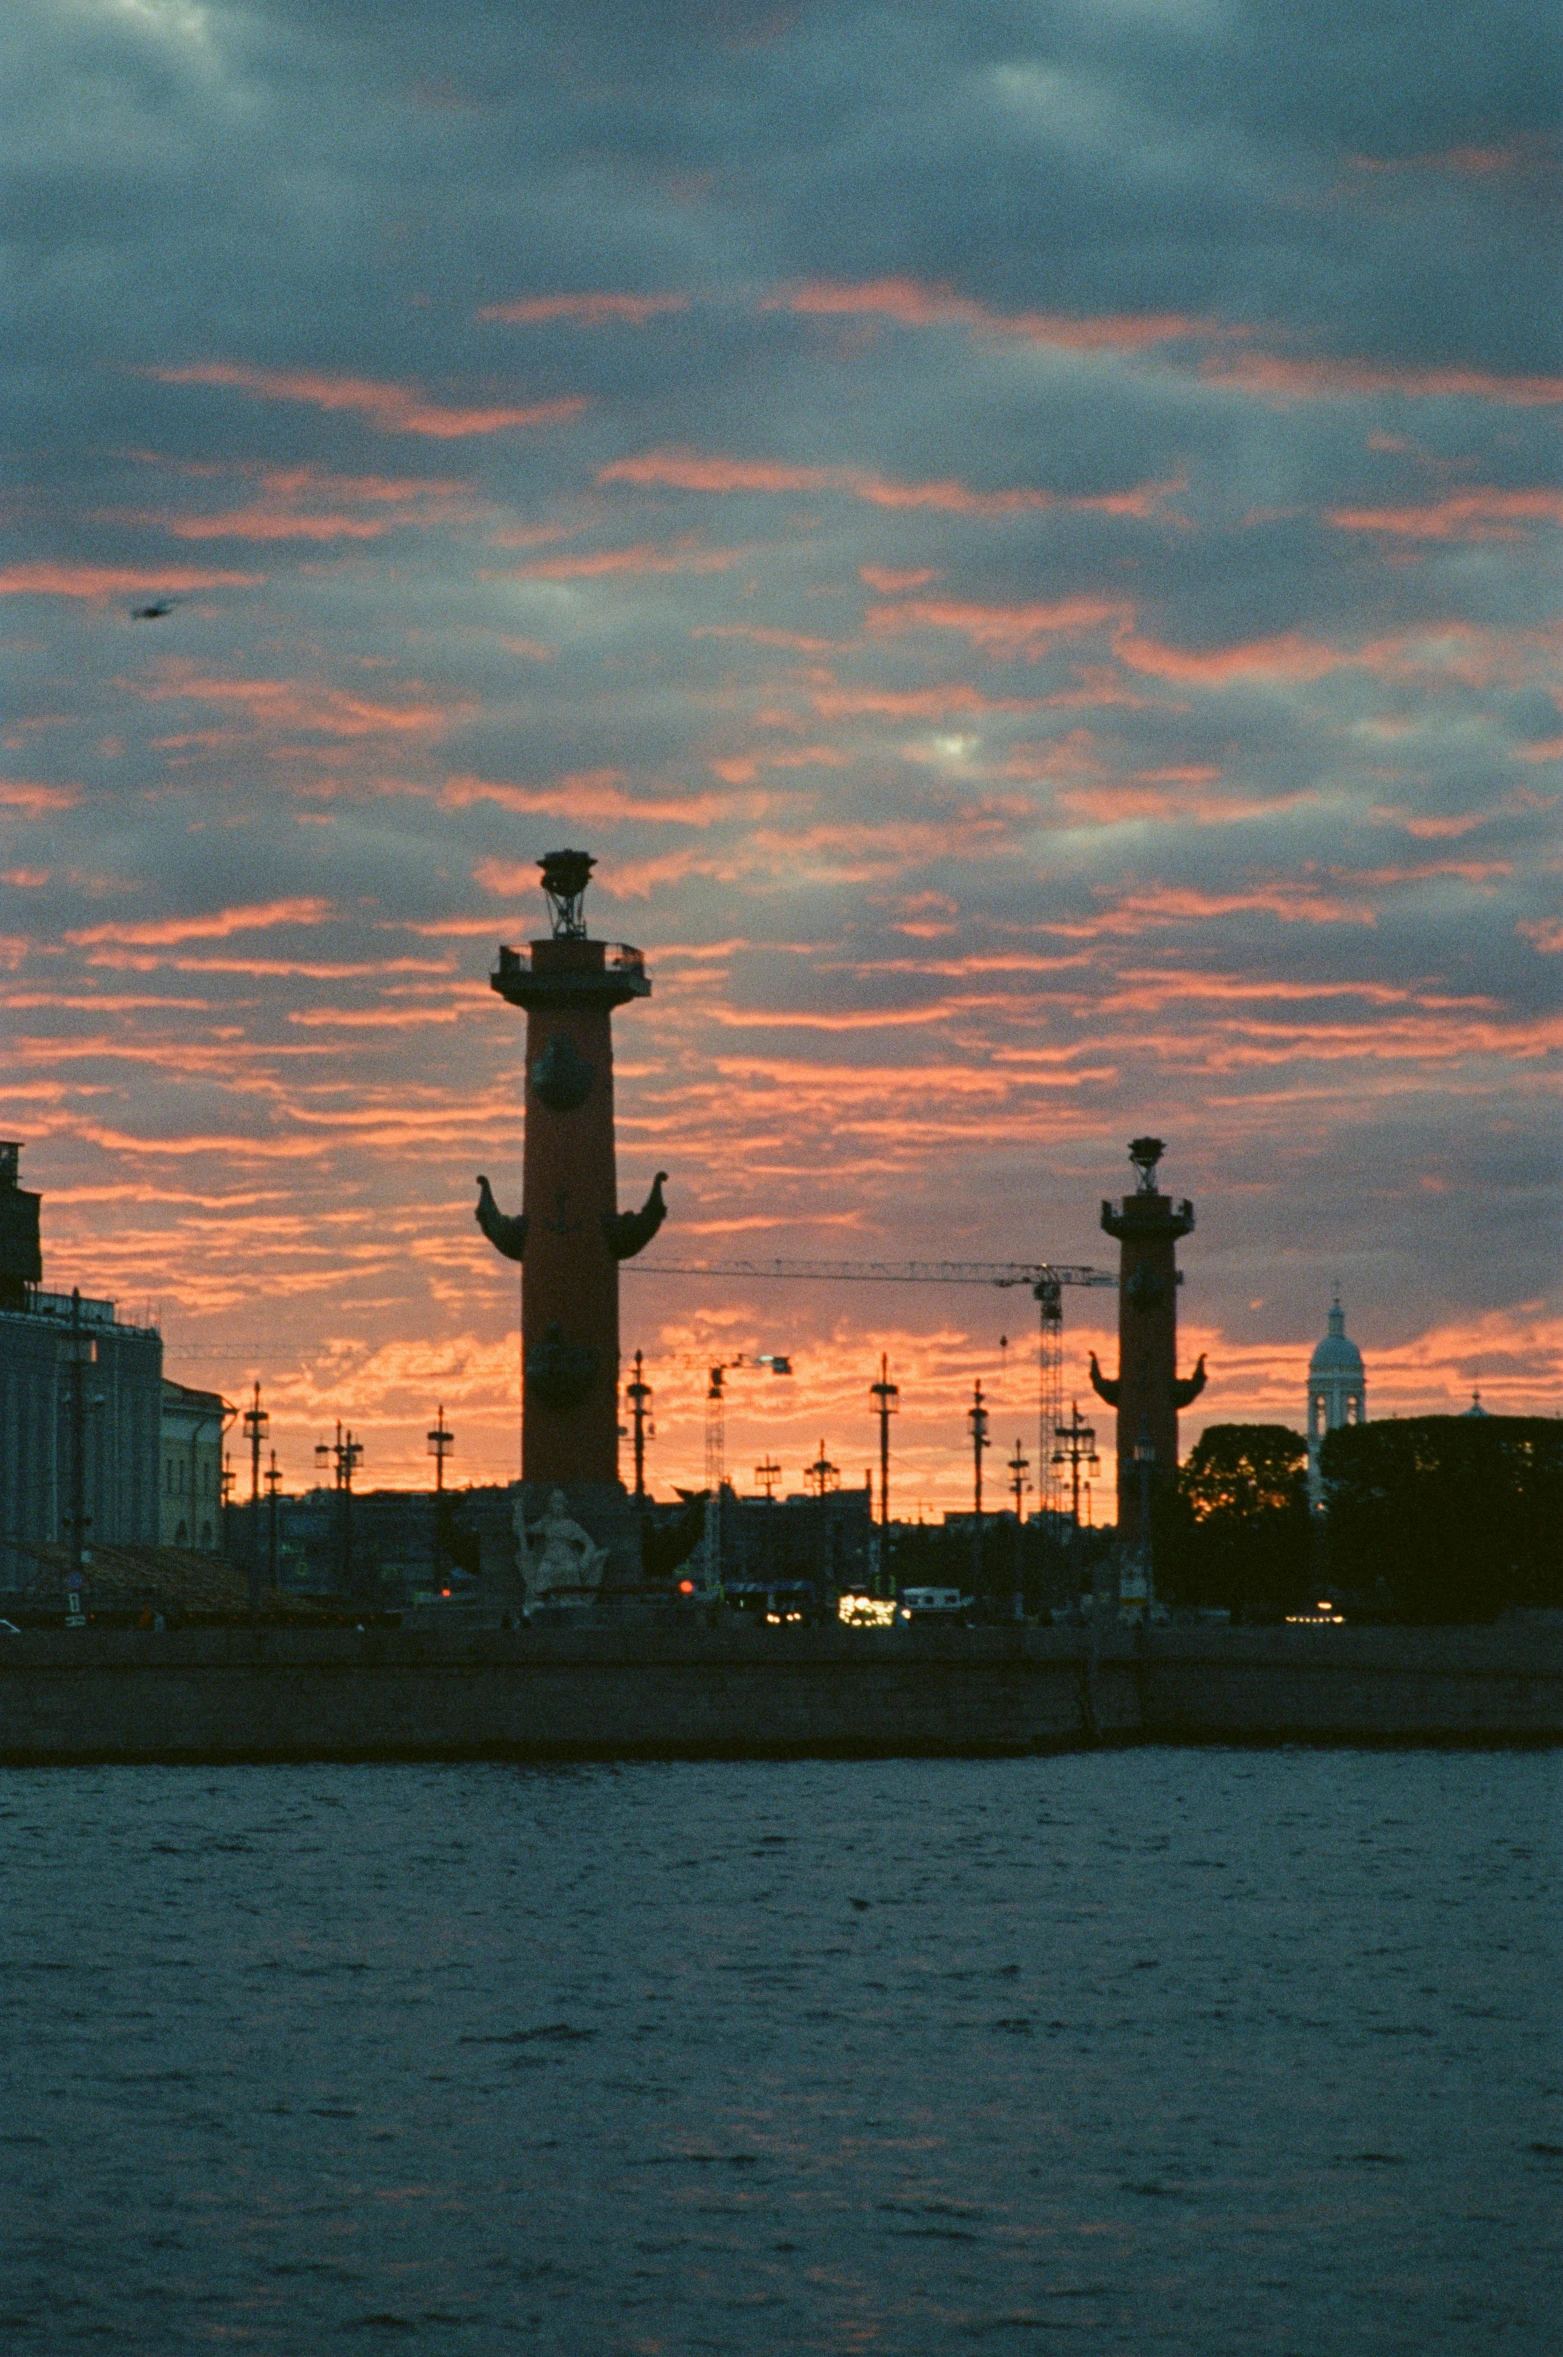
[1306,1292,1366,1507]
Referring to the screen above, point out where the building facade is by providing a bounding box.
[1307,1294,1367,1508]
[0,1288,164,1587]
[160,1380,229,1551]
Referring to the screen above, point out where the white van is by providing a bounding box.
[896,1586,971,1623]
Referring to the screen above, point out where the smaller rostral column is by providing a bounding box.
[1088,1137,1206,1548]
[476,851,667,1571]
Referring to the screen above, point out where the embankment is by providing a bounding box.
[1,1622,1559,1762]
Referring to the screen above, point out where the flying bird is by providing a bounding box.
[131,599,175,620]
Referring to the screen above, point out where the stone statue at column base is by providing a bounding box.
[516,1487,610,1614]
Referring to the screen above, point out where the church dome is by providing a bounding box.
[1310,1295,1364,1376]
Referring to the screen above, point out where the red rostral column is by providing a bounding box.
[475,850,666,1494]
[1088,1137,1206,1547]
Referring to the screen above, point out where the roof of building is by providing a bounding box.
[162,1377,230,1415]
[1309,1294,1364,1377]
[1462,1388,1490,1418]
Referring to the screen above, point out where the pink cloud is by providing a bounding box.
[0,781,81,812]
[1328,489,1563,539]
[1198,353,1563,406]
[693,624,849,652]
[131,662,462,739]
[809,684,1042,719]
[767,279,1241,353]
[442,771,766,826]
[0,562,260,599]
[499,541,746,578]
[1114,627,1345,685]
[1061,883,1377,933]
[68,897,332,947]
[598,447,1176,520]
[146,362,587,438]
[477,292,689,326]
[866,595,1129,655]
[164,511,390,542]
[859,565,940,591]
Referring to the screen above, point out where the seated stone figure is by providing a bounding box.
[517,1489,609,1612]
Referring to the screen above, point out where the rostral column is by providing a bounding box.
[475,850,666,1513]
[1088,1137,1207,1547]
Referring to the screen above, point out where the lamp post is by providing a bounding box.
[427,1405,454,1591]
[1007,1439,1030,1622]
[264,1447,282,1598]
[1050,1401,1100,1535]
[968,1379,989,1597]
[869,1354,898,1528]
[624,1352,652,1503]
[315,1421,363,1595]
[242,1381,269,1617]
[804,1440,839,1498]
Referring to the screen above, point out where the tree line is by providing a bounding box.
[1153,1417,1563,1623]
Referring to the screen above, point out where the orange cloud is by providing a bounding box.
[1346,136,1559,181]
[0,562,260,598]
[443,771,766,826]
[1066,884,1376,933]
[866,595,1129,655]
[131,662,461,738]
[68,897,332,947]
[1114,627,1344,685]
[164,511,390,542]
[1198,353,1563,406]
[477,292,689,326]
[146,362,587,438]
[1329,488,1563,539]
[859,565,939,591]
[767,279,1238,352]
[0,781,81,812]
[1518,918,1563,952]
[500,541,745,578]
[809,684,1041,719]
[597,446,1144,519]
[692,624,849,652]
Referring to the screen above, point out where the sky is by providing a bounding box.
[2,0,1559,1515]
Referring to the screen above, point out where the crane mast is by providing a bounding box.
[631,1255,1112,1526]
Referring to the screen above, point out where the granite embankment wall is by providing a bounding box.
[1,1623,1560,1762]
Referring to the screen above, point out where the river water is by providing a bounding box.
[0,1751,1557,2354]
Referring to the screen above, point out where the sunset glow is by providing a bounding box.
[2,1,1556,1512]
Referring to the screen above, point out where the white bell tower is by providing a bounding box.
[1306,1292,1366,1508]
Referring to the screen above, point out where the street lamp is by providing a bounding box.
[968,1379,989,1595]
[1007,1439,1030,1622]
[315,1421,363,1594]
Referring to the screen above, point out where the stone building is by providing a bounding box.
[159,1379,230,1551]
[0,1285,165,1585]
[1307,1293,1367,1508]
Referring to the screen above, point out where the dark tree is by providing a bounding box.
[641,1492,708,1581]
[1321,1417,1563,1622]
[1156,1424,1313,1618]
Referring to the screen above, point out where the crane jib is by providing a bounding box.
[626,1259,1116,1288]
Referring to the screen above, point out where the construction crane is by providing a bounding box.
[630,1255,1113,1521]
[670,1351,792,1589]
